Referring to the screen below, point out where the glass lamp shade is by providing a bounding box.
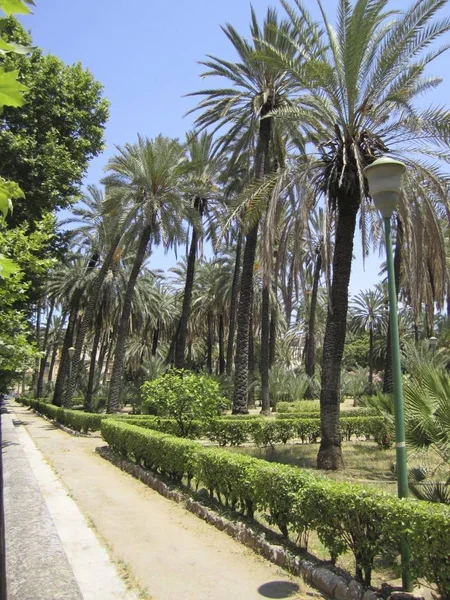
[68,347,75,359]
[363,157,406,217]
[429,336,438,350]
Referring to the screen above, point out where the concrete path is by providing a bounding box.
[1,402,135,600]
[7,401,325,600]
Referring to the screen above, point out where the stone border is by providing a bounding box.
[96,446,380,600]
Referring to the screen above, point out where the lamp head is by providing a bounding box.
[68,346,75,360]
[428,336,438,350]
[363,156,406,218]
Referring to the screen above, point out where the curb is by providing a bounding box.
[96,446,381,600]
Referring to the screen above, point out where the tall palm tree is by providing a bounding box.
[174,130,221,369]
[188,6,297,413]
[350,288,386,388]
[63,185,130,408]
[267,0,450,468]
[104,135,186,413]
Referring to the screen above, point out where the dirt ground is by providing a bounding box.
[14,403,325,600]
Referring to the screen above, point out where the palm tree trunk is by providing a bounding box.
[175,226,198,369]
[47,310,67,385]
[317,197,359,470]
[107,225,151,413]
[152,322,160,356]
[65,235,121,408]
[305,250,322,398]
[32,299,42,395]
[369,326,374,388]
[383,217,402,394]
[53,290,83,406]
[226,231,242,375]
[85,314,102,411]
[247,312,255,408]
[218,312,225,375]
[103,339,114,387]
[285,256,294,326]
[36,299,55,397]
[206,313,214,374]
[260,284,271,414]
[233,113,272,413]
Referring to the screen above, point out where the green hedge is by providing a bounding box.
[16,397,106,433]
[121,414,389,447]
[101,418,450,595]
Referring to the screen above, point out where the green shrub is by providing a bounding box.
[16,397,105,433]
[141,370,228,437]
[123,413,387,447]
[100,418,450,593]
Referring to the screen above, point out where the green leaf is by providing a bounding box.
[0,254,20,278]
[0,68,28,107]
[0,178,24,217]
[0,0,32,15]
[0,38,31,54]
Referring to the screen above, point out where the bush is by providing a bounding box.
[122,413,388,447]
[16,396,105,433]
[141,370,228,437]
[100,418,450,593]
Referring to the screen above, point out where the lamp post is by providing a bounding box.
[428,336,438,353]
[363,156,413,593]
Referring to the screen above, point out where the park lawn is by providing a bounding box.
[227,440,445,493]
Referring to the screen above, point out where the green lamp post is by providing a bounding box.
[363,156,413,593]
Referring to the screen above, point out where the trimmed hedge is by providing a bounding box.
[101,418,450,596]
[121,414,389,447]
[16,397,106,433]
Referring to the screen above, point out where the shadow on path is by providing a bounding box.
[258,581,300,598]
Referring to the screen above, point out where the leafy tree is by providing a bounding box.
[0,17,109,228]
[141,370,227,437]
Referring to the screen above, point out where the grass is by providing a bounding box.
[227,441,445,494]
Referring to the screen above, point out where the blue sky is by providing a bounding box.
[19,0,450,296]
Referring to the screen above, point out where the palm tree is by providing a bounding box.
[350,288,386,389]
[188,6,297,413]
[63,185,129,408]
[104,135,186,413]
[173,130,221,369]
[267,0,450,468]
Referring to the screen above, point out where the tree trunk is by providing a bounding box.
[152,323,160,357]
[47,311,67,385]
[36,300,55,398]
[226,231,242,375]
[285,256,294,326]
[369,326,374,389]
[383,217,402,394]
[174,226,198,369]
[32,299,42,396]
[103,339,114,387]
[260,284,271,414]
[65,235,121,408]
[247,312,255,407]
[233,113,272,413]
[218,312,225,375]
[317,197,359,470]
[305,250,322,398]
[206,313,214,375]
[107,225,151,413]
[85,314,102,412]
[233,224,258,414]
[53,290,83,407]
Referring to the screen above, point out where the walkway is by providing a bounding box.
[3,401,324,600]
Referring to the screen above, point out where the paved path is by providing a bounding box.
[1,402,135,600]
[7,402,324,600]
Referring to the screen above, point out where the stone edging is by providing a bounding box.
[96,445,380,600]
